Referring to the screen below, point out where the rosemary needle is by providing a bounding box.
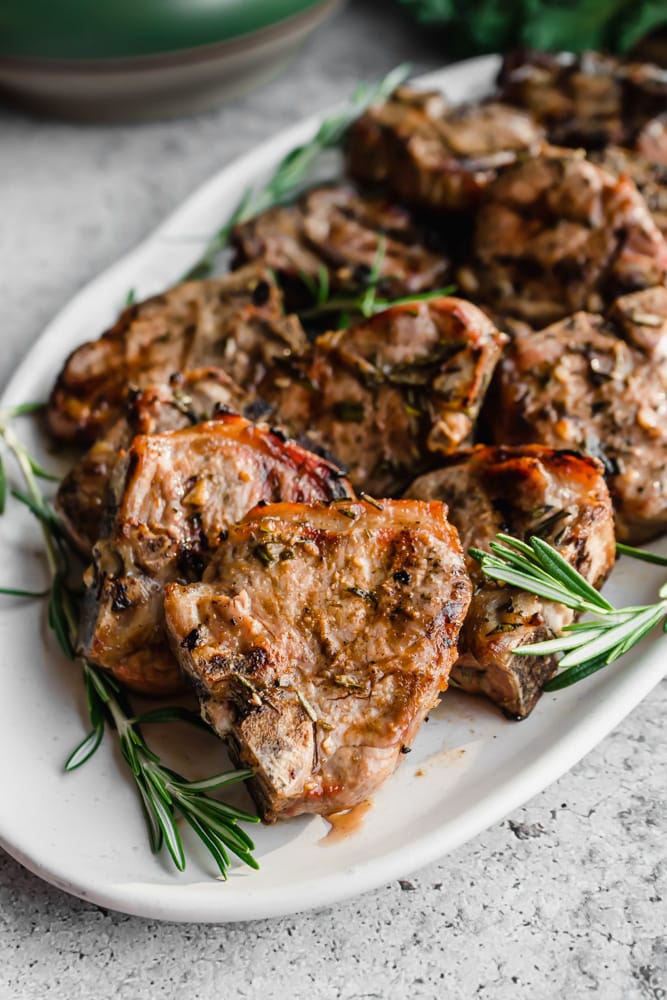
[471,535,667,691]
[0,407,259,879]
[615,542,667,567]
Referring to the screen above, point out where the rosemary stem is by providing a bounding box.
[472,533,667,690]
[2,424,59,578]
[0,411,260,875]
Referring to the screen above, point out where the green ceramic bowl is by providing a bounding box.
[0,0,342,120]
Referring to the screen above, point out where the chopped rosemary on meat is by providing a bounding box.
[184,64,411,280]
[360,493,384,511]
[253,541,276,566]
[471,534,667,690]
[333,400,365,422]
[296,689,318,722]
[333,674,366,691]
[335,507,358,519]
[346,586,378,605]
[0,406,259,879]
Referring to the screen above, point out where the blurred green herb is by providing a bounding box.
[397,0,667,55]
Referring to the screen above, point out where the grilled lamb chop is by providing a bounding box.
[78,415,352,696]
[345,86,543,211]
[497,50,667,151]
[405,446,615,718]
[164,498,472,820]
[56,367,257,557]
[232,184,450,308]
[48,264,305,443]
[459,148,667,327]
[259,297,507,496]
[491,287,667,542]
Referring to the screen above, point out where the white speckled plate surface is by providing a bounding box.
[1,56,666,923]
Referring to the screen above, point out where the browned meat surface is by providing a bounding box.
[607,284,667,357]
[48,264,305,443]
[164,498,471,820]
[56,367,255,557]
[497,50,667,150]
[260,297,507,495]
[491,288,667,542]
[405,445,615,718]
[78,415,352,696]
[591,146,667,238]
[346,86,543,211]
[232,184,450,307]
[637,113,667,166]
[459,149,667,327]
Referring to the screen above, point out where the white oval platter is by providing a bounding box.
[1,55,665,923]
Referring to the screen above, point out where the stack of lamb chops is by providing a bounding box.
[47,50,666,822]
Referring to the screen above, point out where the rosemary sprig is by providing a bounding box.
[298,242,456,328]
[0,406,259,878]
[68,668,259,876]
[471,534,667,690]
[183,64,410,280]
[304,283,458,328]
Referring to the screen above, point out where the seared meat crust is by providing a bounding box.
[406,445,615,718]
[346,87,543,211]
[591,146,667,238]
[78,415,352,695]
[56,367,254,557]
[492,288,667,542]
[497,50,667,151]
[232,184,450,307]
[261,297,507,496]
[164,498,472,820]
[460,149,667,326]
[48,264,305,443]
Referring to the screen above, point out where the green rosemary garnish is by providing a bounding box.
[615,542,667,567]
[471,534,667,691]
[299,240,456,328]
[0,405,259,878]
[184,65,410,280]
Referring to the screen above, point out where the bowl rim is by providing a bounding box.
[0,0,341,73]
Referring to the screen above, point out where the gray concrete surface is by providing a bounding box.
[1,2,665,997]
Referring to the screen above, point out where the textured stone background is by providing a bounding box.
[1,3,665,997]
